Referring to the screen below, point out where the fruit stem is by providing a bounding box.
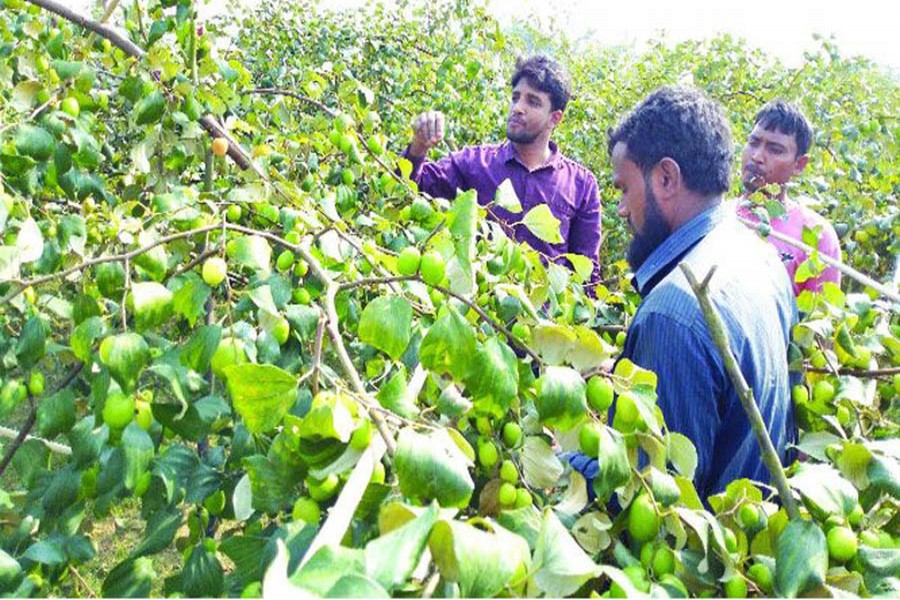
[681,263,801,520]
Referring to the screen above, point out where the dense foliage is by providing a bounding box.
[0,0,898,597]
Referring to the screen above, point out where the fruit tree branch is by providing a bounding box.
[738,216,900,305]
[24,0,259,173]
[805,365,900,379]
[681,263,801,520]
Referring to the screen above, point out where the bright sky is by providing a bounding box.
[67,0,899,70]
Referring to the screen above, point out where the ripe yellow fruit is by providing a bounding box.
[211,137,229,157]
[202,257,227,287]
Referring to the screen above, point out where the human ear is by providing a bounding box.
[793,154,809,176]
[654,157,681,198]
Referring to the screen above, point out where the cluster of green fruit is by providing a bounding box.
[396,245,446,286]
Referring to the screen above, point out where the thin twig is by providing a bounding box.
[243,87,337,118]
[311,315,326,397]
[805,365,900,378]
[681,263,801,520]
[68,565,98,599]
[738,215,899,305]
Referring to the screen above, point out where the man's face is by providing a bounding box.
[506,78,561,144]
[611,142,672,270]
[741,124,807,193]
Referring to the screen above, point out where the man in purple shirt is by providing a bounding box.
[402,55,602,285]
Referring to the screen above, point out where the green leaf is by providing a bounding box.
[494,178,522,213]
[535,366,587,431]
[563,253,594,282]
[37,389,76,438]
[365,503,439,591]
[227,235,272,277]
[182,544,224,598]
[128,281,173,332]
[22,539,66,565]
[290,545,366,596]
[225,364,298,434]
[522,436,564,489]
[789,463,858,519]
[14,125,55,161]
[15,315,46,370]
[667,432,699,480]
[591,425,630,503]
[297,392,355,442]
[16,217,43,263]
[122,424,154,492]
[521,204,564,244]
[376,366,419,419]
[131,506,183,558]
[0,549,22,587]
[566,325,614,372]
[532,320,577,365]
[394,428,474,508]
[429,519,530,597]
[325,574,389,598]
[532,508,598,597]
[179,325,222,374]
[243,455,298,514]
[358,295,412,359]
[99,333,151,393]
[102,557,156,598]
[172,277,211,327]
[134,91,166,125]
[419,306,478,381]
[447,188,478,293]
[465,336,518,418]
[775,519,827,598]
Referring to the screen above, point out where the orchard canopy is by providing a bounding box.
[1,0,899,598]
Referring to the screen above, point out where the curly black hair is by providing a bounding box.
[753,99,813,156]
[510,55,571,112]
[607,86,733,197]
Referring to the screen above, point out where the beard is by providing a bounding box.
[506,123,540,144]
[626,184,672,271]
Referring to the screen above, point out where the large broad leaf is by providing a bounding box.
[775,519,828,598]
[532,508,599,597]
[172,277,212,327]
[102,557,156,598]
[325,574,389,598]
[522,436,565,489]
[122,424,154,492]
[375,366,419,419]
[592,425,631,503]
[394,428,474,508]
[789,463,858,519]
[494,178,522,213]
[15,217,44,263]
[358,295,412,359]
[179,325,222,374]
[70,316,105,362]
[128,282,173,332]
[419,306,478,381]
[465,337,519,418]
[566,326,614,372]
[225,364,297,434]
[521,204,564,244]
[15,315,46,370]
[227,235,272,276]
[429,519,530,597]
[243,455,299,514]
[289,544,366,596]
[182,544,225,598]
[131,506,183,559]
[99,332,150,393]
[667,432,698,481]
[532,320,577,365]
[447,188,478,294]
[535,366,587,431]
[297,392,355,442]
[365,504,440,591]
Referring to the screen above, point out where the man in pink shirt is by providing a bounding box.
[736,100,842,295]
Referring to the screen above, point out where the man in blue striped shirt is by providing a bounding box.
[571,86,797,500]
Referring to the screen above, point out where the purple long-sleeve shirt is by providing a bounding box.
[403,141,602,283]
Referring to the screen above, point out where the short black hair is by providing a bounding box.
[753,99,813,156]
[510,55,571,112]
[607,85,732,197]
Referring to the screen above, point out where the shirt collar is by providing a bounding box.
[633,200,730,295]
[502,140,562,170]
